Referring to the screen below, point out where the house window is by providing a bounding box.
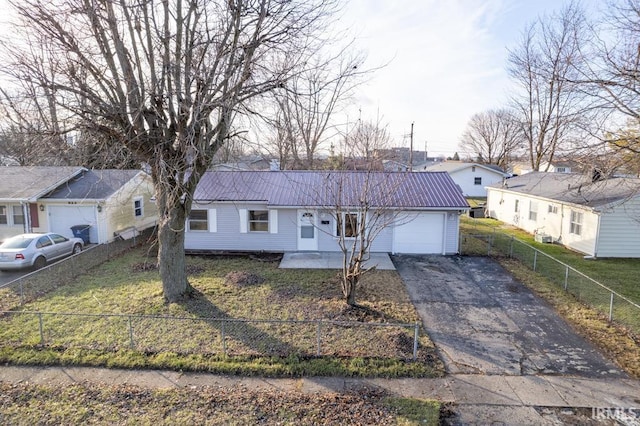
[548,204,558,214]
[474,177,482,185]
[514,200,519,213]
[528,201,538,221]
[188,210,208,231]
[570,211,583,235]
[0,206,6,225]
[12,206,24,225]
[249,210,269,232]
[337,212,359,238]
[472,166,476,172]
[133,197,144,218]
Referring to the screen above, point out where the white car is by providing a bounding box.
[0,233,84,271]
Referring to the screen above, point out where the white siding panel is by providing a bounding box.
[185,204,296,251]
[239,209,247,233]
[208,209,217,233]
[444,212,460,254]
[269,209,278,234]
[595,198,640,257]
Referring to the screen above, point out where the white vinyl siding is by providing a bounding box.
[208,209,217,232]
[186,204,294,252]
[569,211,583,235]
[528,201,538,222]
[269,209,278,234]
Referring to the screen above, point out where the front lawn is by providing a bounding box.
[0,246,444,378]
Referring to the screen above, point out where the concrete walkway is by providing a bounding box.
[1,365,639,424]
[279,252,396,270]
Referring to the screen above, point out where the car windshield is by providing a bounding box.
[1,236,35,249]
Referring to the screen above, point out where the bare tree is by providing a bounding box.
[507,2,592,171]
[313,171,409,306]
[343,115,391,169]
[458,109,522,170]
[1,0,339,302]
[268,51,368,169]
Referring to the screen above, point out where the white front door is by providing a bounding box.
[297,210,318,251]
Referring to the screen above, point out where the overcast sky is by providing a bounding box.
[339,0,598,158]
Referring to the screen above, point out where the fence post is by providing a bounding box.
[413,323,419,361]
[609,293,614,322]
[509,236,514,258]
[316,321,322,356]
[221,320,227,355]
[564,266,569,291]
[19,279,24,306]
[128,315,134,349]
[533,250,538,271]
[38,312,44,345]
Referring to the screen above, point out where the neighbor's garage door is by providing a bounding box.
[393,212,445,254]
[48,206,97,243]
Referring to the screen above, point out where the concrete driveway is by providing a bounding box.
[393,255,626,378]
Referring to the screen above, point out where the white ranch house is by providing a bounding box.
[185,171,469,255]
[420,162,509,197]
[486,172,640,258]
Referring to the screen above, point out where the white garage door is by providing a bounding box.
[48,206,98,243]
[393,213,445,254]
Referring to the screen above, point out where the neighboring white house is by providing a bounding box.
[486,172,640,258]
[185,171,470,255]
[420,162,509,197]
[0,167,158,244]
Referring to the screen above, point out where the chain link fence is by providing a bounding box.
[0,227,156,311]
[461,232,640,334]
[0,311,420,360]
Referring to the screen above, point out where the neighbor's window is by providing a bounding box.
[548,204,558,214]
[133,197,144,217]
[0,206,6,225]
[514,199,519,213]
[249,210,269,232]
[528,201,538,221]
[188,210,208,231]
[12,206,24,225]
[474,177,482,185]
[570,211,583,235]
[337,212,359,238]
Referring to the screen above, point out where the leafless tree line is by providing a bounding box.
[459,0,640,175]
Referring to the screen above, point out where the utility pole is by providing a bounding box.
[409,122,414,171]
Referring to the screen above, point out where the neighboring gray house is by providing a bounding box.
[185,170,469,255]
[0,166,157,244]
[486,172,640,258]
[421,162,509,197]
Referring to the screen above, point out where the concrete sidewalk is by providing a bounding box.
[279,252,396,270]
[2,365,639,424]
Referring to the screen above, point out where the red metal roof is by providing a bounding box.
[194,171,469,209]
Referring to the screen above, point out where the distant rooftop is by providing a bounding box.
[488,172,640,208]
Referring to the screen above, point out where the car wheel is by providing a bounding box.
[73,244,82,255]
[33,256,46,270]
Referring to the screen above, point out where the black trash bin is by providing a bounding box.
[70,225,91,244]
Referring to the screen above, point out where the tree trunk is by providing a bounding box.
[343,274,358,306]
[157,204,192,302]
